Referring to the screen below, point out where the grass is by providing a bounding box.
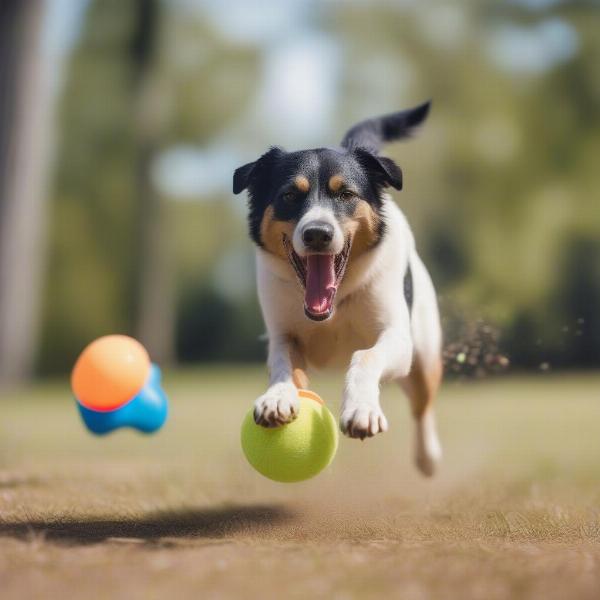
[1,368,600,599]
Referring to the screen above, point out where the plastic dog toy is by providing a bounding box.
[71,335,168,435]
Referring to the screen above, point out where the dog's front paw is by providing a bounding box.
[253,382,299,428]
[340,404,388,440]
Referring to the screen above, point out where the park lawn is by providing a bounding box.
[1,368,600,599]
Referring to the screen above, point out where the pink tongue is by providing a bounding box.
[305,255,336,314]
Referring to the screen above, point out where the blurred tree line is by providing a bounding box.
[1,0,599,381]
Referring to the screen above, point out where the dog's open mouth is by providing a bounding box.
[283,234,352,321]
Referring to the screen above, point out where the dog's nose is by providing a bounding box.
[302,222,334,251]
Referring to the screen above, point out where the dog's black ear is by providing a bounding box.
[354,147,403,190]
[233,162,256,194]
[233,147,286,195]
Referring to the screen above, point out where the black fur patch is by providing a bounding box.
[404,264,413,312]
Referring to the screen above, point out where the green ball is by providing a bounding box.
[241,391,339,483]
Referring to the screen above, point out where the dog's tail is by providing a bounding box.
[340,101,431,154]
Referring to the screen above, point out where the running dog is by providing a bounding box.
[233,102,442,476]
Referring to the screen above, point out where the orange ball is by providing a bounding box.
[71,335,151,411]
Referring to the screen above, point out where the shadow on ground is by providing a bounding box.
[0,475,46,489]
[0,505,294,546]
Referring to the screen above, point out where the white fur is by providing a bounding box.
[292,205,345,256]
[254,196,442,474]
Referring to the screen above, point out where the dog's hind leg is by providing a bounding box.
[398,253,443,476]
[399,354,442,476]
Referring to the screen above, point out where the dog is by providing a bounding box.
[233,102,442,476]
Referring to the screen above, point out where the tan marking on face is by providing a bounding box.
[342,199,381,261]
[260,205,295,260]
[328,174,345,193]
[294,175,310,193]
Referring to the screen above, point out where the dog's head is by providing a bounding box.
[233,103,429,322]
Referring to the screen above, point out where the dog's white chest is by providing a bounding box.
[297,297,380,369]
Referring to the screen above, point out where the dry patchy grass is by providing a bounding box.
[1,368,600,599]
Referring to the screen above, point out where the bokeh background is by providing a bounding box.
[1,0,599,383]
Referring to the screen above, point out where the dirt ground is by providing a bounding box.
[1,368,600,599]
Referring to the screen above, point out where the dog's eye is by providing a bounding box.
[340,190,355,201]
[282,191,295,202]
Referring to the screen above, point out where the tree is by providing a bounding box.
[130,0,174,363]
[0,0,52,384]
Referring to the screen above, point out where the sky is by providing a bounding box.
[43,0,90,93]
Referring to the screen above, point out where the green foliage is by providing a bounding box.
[157,15,260,143]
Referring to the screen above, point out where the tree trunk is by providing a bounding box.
[131,0,175,363]
[0,0,52,384]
